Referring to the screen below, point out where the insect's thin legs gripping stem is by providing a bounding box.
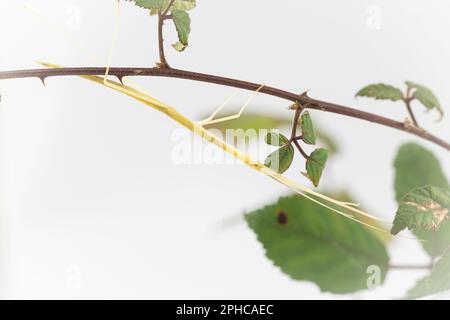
[200,84,265,126]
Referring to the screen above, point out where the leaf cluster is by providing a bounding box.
[356,82,443,121]
[264,111,328,187]
[129,0,195,51]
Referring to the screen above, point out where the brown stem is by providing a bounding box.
[405,100,419,127]
[404,87,419,127]
[293,140,309,159]
[289,107,309,159]
[157,12,170,68]
[389,263,433,271]
[290,108,302,141]
[1,66,449,152]
[156,0,176,68]
[405,99,419,127]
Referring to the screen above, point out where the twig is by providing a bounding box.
[389,263,433,271]
[290,107,302,140]
[293,140,309,159]
[289,106,309,159]
[403,87,419,127]
[0,67,449,152]
[157,12,170,68]
[156,0,176,68]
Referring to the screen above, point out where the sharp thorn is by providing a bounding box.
[300,90,310,97]
[38,76,46,86]
[117,75,125,84]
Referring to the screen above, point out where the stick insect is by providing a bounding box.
[34,2,395,234]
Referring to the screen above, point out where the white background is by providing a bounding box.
[1,0,450,299]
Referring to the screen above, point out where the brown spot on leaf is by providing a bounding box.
[405,200,449,230]
[277,211,288,225]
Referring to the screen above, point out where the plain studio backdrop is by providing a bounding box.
[1,0,449,299]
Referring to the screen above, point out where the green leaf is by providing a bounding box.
[264,145,294,174]
[394,143,450,256]
[265,132,289,146]
[306,148,328,187]
[245,195,389,294]
[172,9,191,47]
[394,143,449,201]
[391,186,450,235]
[171,0,196,11]
[149,0,197,16]
[356,83,404,102]
[405,81,443,120]
[300,111,316,145]
[408,249,450,299]
[132,0,166,9]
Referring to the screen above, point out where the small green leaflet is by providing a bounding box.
[264,133,293,173]
[172,9,191,48]
[149,0,197,16]
[407,248,450,299]
[129,0,194,52]
[265,132,289,146]
[264,144,294,174]
[300,111,316,145]
[245,194,389,294]
[170,0,196,11]
[306,148,328,187]
[356,83,403,102]
[391,186,450,235]
[405,81,443,121]
[132,0,166,9]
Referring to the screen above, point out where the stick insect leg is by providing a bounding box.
[199,95,234,126]
[200,84,265,127]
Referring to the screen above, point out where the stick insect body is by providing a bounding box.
[36,61,392,234]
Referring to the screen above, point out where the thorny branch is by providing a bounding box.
[0,6,447,274]
[1,66,449,152]
[0,2,449,151]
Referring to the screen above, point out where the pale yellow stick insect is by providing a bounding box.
[40,61,393,235]
[35,1,396,234]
